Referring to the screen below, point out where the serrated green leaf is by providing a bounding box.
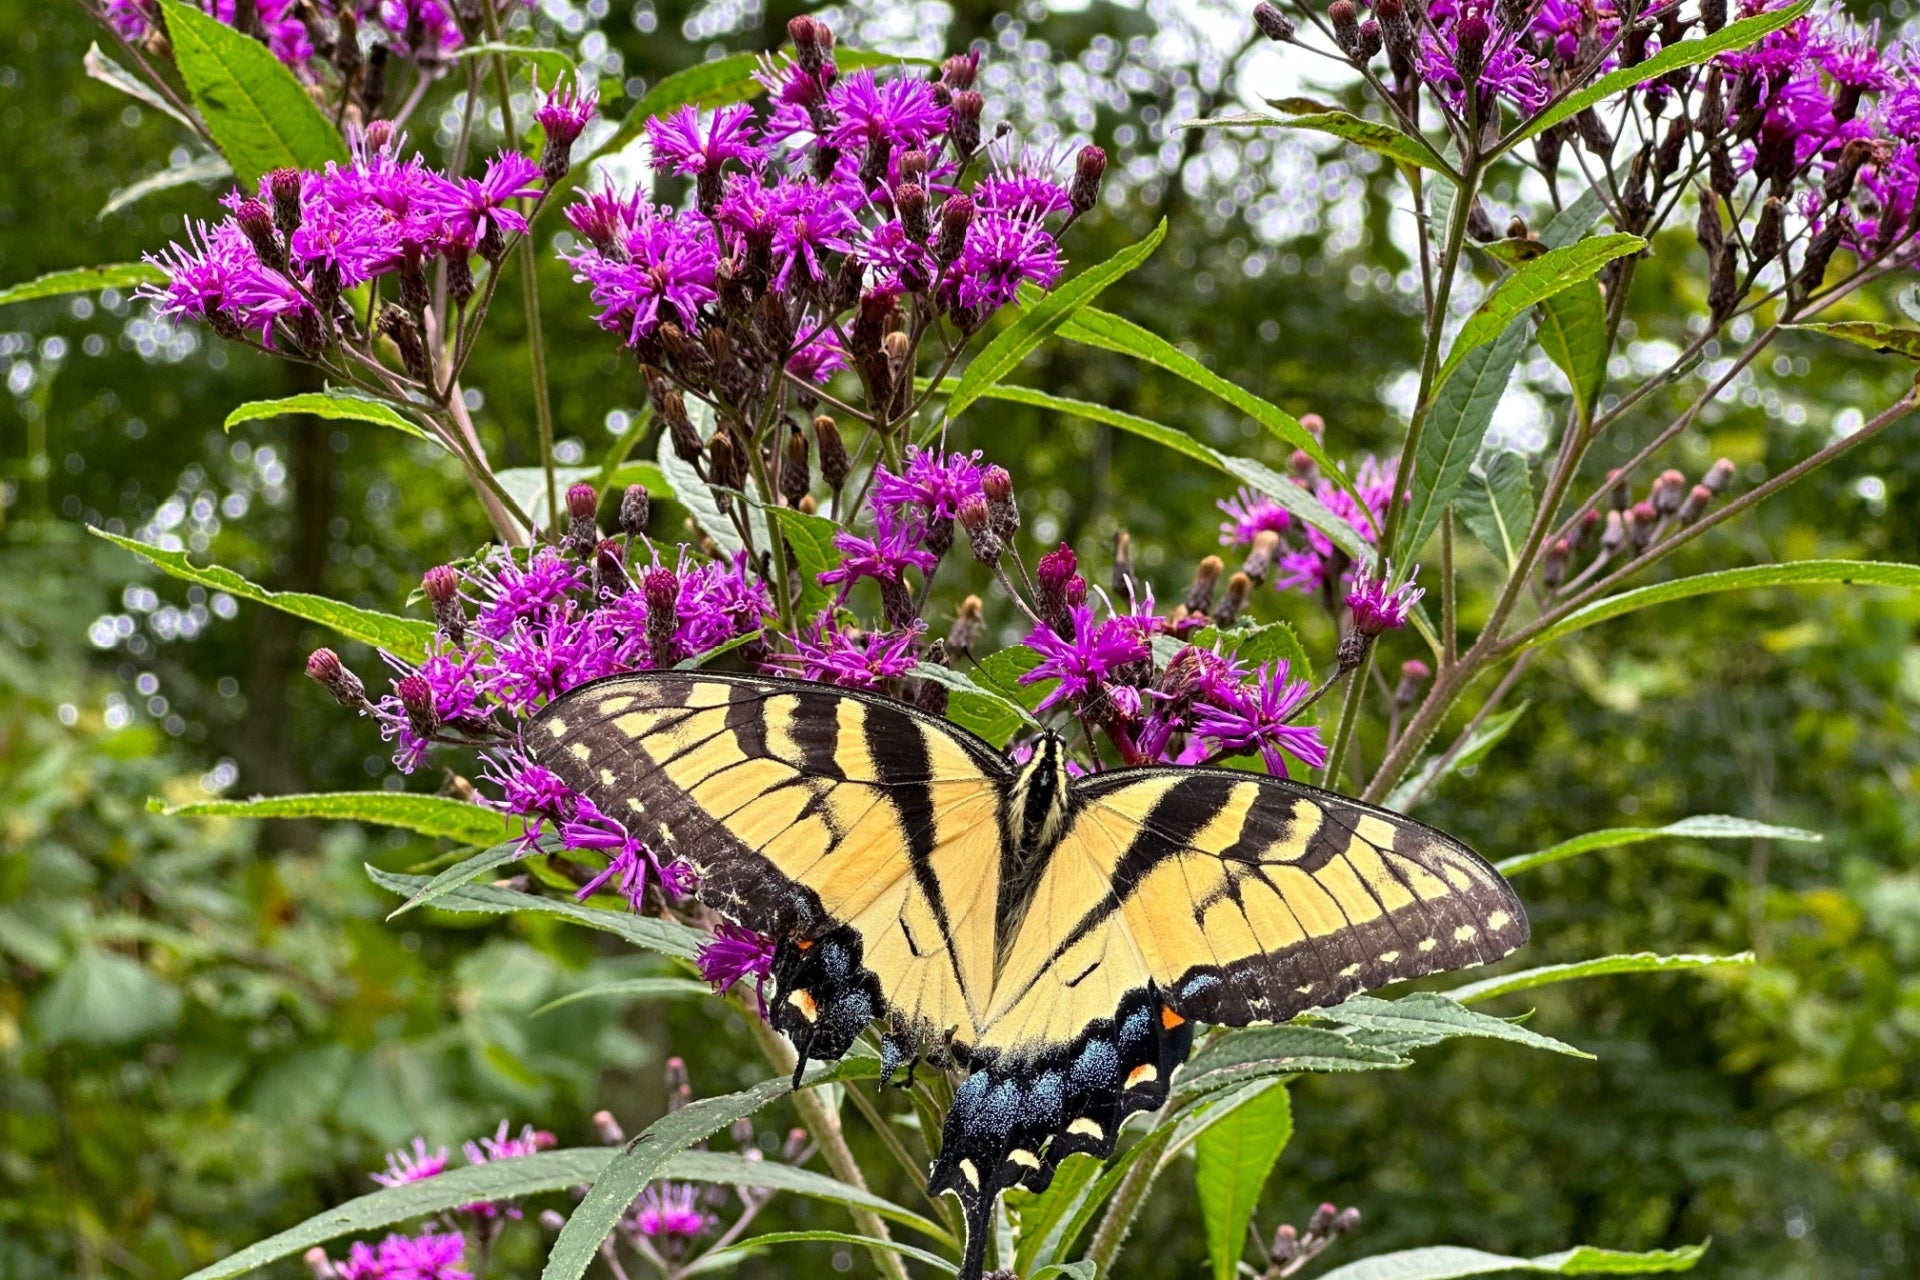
[531,976,715,1017]
[155,791,508,845]
[944,646,1049,745]
[1180,110,1447,173]
[947,219,1167,419]
[1449,952,1755,1004]
[1507,0,1812,146]
[1311,993,1591,1059]
[768,504,844,616]
[913,662,1040,731]
[387,840,528,918]
[1385,701,1529,809]
[1522,561,1920,650]
[1497,814,1822,875]
[1536,280,1610,418]
[89,527,436,657]
[159,0,349,185]
[225,393,438,444]
[1457,450,1535,571]
[1434,235,1643,395]
[181,1149,618,1280]
[0,263,166,308]
[366,866,707,958]
[1196,1082,1292,1280]
[1316,1240,1710,1280]
[1399,319,1527,564]
[1178,1026,1411,1097]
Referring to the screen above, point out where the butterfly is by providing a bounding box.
[527,671,1527,1279]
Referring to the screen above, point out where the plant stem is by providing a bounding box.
[1318,652,1372,790]
[1084,1141,1160,1276]
[1440,511,1457,667]
[745,1019,913,1280]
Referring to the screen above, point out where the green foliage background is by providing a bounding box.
[2,1,1917,1277]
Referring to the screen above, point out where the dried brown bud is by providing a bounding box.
[1070,145,1106,217]
[1695,190,1725,257]
[1709,245,1740,323]
[1253,2,1296,41]
[781,428,811,507]
[1751,196,1785,267]
[1701,0,1726,31]
[1185,555,1224,613]
[1113,529,1136,598]
[1574,108,1614,158]
[707,432,740,496]
[1795,213,1847,298]
[376,304,429,382]
[1242,529,1282,583]
[1215,571,1253,626]
[619,484,650,537]
[814,415,850,492]
[1655,116,1687,181]
[1466,198,1497,243]
[948,594,985,653]
[1824,138,1874,207]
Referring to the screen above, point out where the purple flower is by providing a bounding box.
[869,447,986,521]
[1274,455,1398,596]
[819,510,938,593]
[768,621,921,689]
[371,1139,448,1189]
[468,549,585,641]
[1021,605,1153,717]
[373,1,465,60]
[769,180,859,286]
[536,77,599,150]
[108,1,315,71]
[335,1231,471,1280]
[698,922,777,1014]
[648,104,766,176]
[675,553,777,654]
[1189,661,1328,777]
[858,218,935,290]
[787,327,851,383]
[1217,486,1292,545]
[631,1182,712,1244]
[953,213,1062,312]
[1345,562,1426,635]
[569,208,718,342]
[140,219,308,341]
[1417,14,1551,115]
[481,612,622,715]
[430,150,544,242]
[464,1119,556,1166]
[563,798,696,911]
[826,70,950,149]
[975,146,1073,218]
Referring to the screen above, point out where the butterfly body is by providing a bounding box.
[528,671,1528,1279]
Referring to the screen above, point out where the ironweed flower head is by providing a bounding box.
[333,1231,471,1280]
[1022,603,1154,718]
[698,922,778,1015]
[371,1139,448,1189]
[631,1182,712,1247]
[1188,661,1329,777]
[1346,562,1425,635]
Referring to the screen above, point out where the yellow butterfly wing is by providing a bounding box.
[527,672,1008,1056]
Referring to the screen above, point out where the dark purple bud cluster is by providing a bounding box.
[1545,459,1741,596]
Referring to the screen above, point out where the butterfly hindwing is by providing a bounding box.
[526,672,1010,1056]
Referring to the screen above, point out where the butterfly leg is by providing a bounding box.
[878,1025,920,1089]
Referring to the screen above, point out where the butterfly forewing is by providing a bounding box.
[527,672,1009,1040]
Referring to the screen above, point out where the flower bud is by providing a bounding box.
[396,672,438,739]
[1242,528,1281,583]
[592,538,625,598]
[1271,1224,1300,1265]
[267,166,303,238]
[306,648,367,706]
[769,429,806,508]
[593,1110,625,1145]
[1333,1206,1362,1235]
[1454,15,1489,83]
[788,15,831,75]
[1702,457,1736,494]
[1070,145,1106,217]
[948,90,983,159]
[423,565,466,646]
[814,415,850,493]
[1185,555,1224,613]
[645,566,681,666]
[1653,469,1686,515]
[564,481,599,553]
[1253,2,1295,41]
[959,497,1000,565]
[949,594,986,653]
[1466,198,1497,243]
[1600,509,1626,553]
[1308,1203,1338,1236]
[1394,658,1430,707]
[895,181,930,242]
[1356,18,1383,61]
[234,198,285,271]
[1677,483,1712,524]
[619,484,650,537]
[1627,499,1658,550]
[1328,0,1361,57]
[1112,529,1136,599]
[664,1055,691,1102]
[941,50,979,90]
[1542,537,1570,588]
[376,304,430,382]
[1574,107,1614,158]
[935,194,975,263]
[982,464,1019,540]
[1215,571,1253,626]
[304,1246,339,1280]
[1036,543,1082,632]
[1607,468,1630,511]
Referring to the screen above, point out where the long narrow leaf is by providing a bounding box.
[692,1231,958,1276]
[1521,560,1920,650]
[91,528,437,658]
[1180,110,1448,173]
[1399,319,1528,562]
[1433,235,1643,394]
[1498,815,1823,875]
[225,393,439,445]
[945,220,1167,419]
[153,792,508,845]
[1449,953,1755,1004]
[366,867,707,958]
[387,840,530,918]
[0,263,166,307]
[1316,1241,1709,1280]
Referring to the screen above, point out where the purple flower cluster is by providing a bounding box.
[1215,454,1397,600]
[140,82,592,358]
[564,15,1095,390]
[330,1231,470,1280]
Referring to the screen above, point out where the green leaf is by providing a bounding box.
[1178,1026,1411,1097]
[1311,993,1591,1059]
[1457,450,1535,572]
[768,504,845,616]
[1180,110,1447,173]
[541,1059,888,1280]
[84,41,199,130]
[600,407,656,485]
[946,219,1167,419]
[1192,620,1313,676]
[693,1232,957,1277]
[671,1151,949,1241]
[32,946,182,1047]
[458,41,579,84]
[657,420,745,557]
[387,840,528,918]
[531,976,715,1017]
[181,1149,618,1280]
[1521,561,1920,650]
[1786,320,1920,360]
[1196,1082,1292,1280]
[225,392,438,444]
[158,0,349,185]
[90,527,437,658]
[0,263,166,308]
[1035,297,1366,514]
[674,630,766,670]
[1497,814,1822,876]
[944,646,1050,745]
[154,791,508,845]
[1317,1241,1709,1280]
[1509,0,1812,146]
[950,382,1376,568]
[1385,701,1529,809]
[1449,953,1755,1005]
[1536,281,1610,419]
[366,866,707,959]
[913,662,1040,733]
[101,152,234,218]
[1434,235,1644,394]
[1399,320,1528,563]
